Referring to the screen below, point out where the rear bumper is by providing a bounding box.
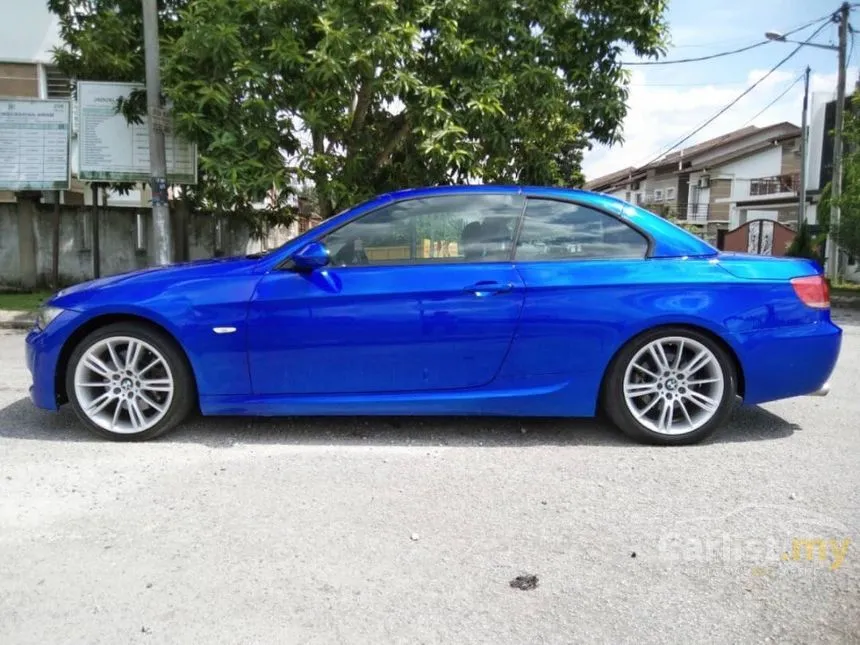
[736,320,842,405]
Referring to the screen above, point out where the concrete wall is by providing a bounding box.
[0,203,300,288]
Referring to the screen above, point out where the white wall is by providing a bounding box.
[807,91,835,193]
[0,3,60,64]
[712,146,783,201]
[686,172,709,221]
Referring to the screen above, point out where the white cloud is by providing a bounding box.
[582,67,854,181]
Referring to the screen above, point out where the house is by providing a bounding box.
[586,123,802,243]
[584,166,641,200]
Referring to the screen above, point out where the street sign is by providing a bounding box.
[0,98,70,191]
[78,81,196,184]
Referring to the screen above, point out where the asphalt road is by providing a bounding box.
[1,312,859,644]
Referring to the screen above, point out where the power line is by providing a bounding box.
[621,10,836,66]
[668,13,846,49]
[630,73,808,88]
[639,18,832,167]
[622,39,769,66]
[742,73,805,126]
[629,80,758,87]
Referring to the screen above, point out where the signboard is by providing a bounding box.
[0,98,70,191]
[78,81,196,184]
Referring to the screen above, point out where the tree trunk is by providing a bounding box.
[312,129,334,219]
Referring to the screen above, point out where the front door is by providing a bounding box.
[247,193,526,395]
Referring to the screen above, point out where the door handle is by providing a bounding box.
[464,281,515,296]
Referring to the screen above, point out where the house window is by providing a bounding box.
[635,193,643,205]
[625,191,631,203]
[654,189,664,202]
[43,65,71,99]
[666,187,675,200]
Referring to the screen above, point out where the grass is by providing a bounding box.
[831,282,860,295]
[0,291,52,312]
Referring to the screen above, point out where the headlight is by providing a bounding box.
[35,306,64,330]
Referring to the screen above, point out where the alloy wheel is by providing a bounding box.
[622,336,725,436]
[73,336,175,434]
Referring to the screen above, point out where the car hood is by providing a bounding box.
[51,255,261,309]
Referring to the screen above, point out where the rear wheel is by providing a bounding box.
[603,327,737,445]
[66,322,194,441]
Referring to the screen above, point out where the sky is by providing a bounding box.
[581,0,857,181]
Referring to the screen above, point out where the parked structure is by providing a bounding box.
[586,123,802,243]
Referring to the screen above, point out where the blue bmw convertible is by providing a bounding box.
[26,186,841,445]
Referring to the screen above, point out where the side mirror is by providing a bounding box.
[291,241,331,271]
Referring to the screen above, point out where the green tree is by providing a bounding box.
[819,92,860,268]
[785,220,824,263]
[50,0,669,224]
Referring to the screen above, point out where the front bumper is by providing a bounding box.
[25,309,84,411]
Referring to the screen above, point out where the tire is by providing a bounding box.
[65,322,195,441]
[602,327,737,446]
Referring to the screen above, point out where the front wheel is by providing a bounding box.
[66,322,194,441]
[603,327,737,445]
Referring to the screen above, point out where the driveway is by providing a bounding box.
[1,311,858,644]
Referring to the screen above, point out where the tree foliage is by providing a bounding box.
[50,0,669,224]
[785,220,824,263]
[829,93,860,264]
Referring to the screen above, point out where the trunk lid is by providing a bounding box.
[716,252,823,281]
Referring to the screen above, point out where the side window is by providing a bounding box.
[515,199,648,261]
[322,194,523,267]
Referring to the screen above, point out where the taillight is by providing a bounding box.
[791,275,830,309]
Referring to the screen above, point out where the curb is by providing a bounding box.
[0,321,33,331]
[832,296,860,310]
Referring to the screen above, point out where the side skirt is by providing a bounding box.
[198,381,593,417]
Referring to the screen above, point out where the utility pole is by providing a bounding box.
[142,0,171,265]
[827,2,850,281]
[91,184,100,279]
[799,66,810,225]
